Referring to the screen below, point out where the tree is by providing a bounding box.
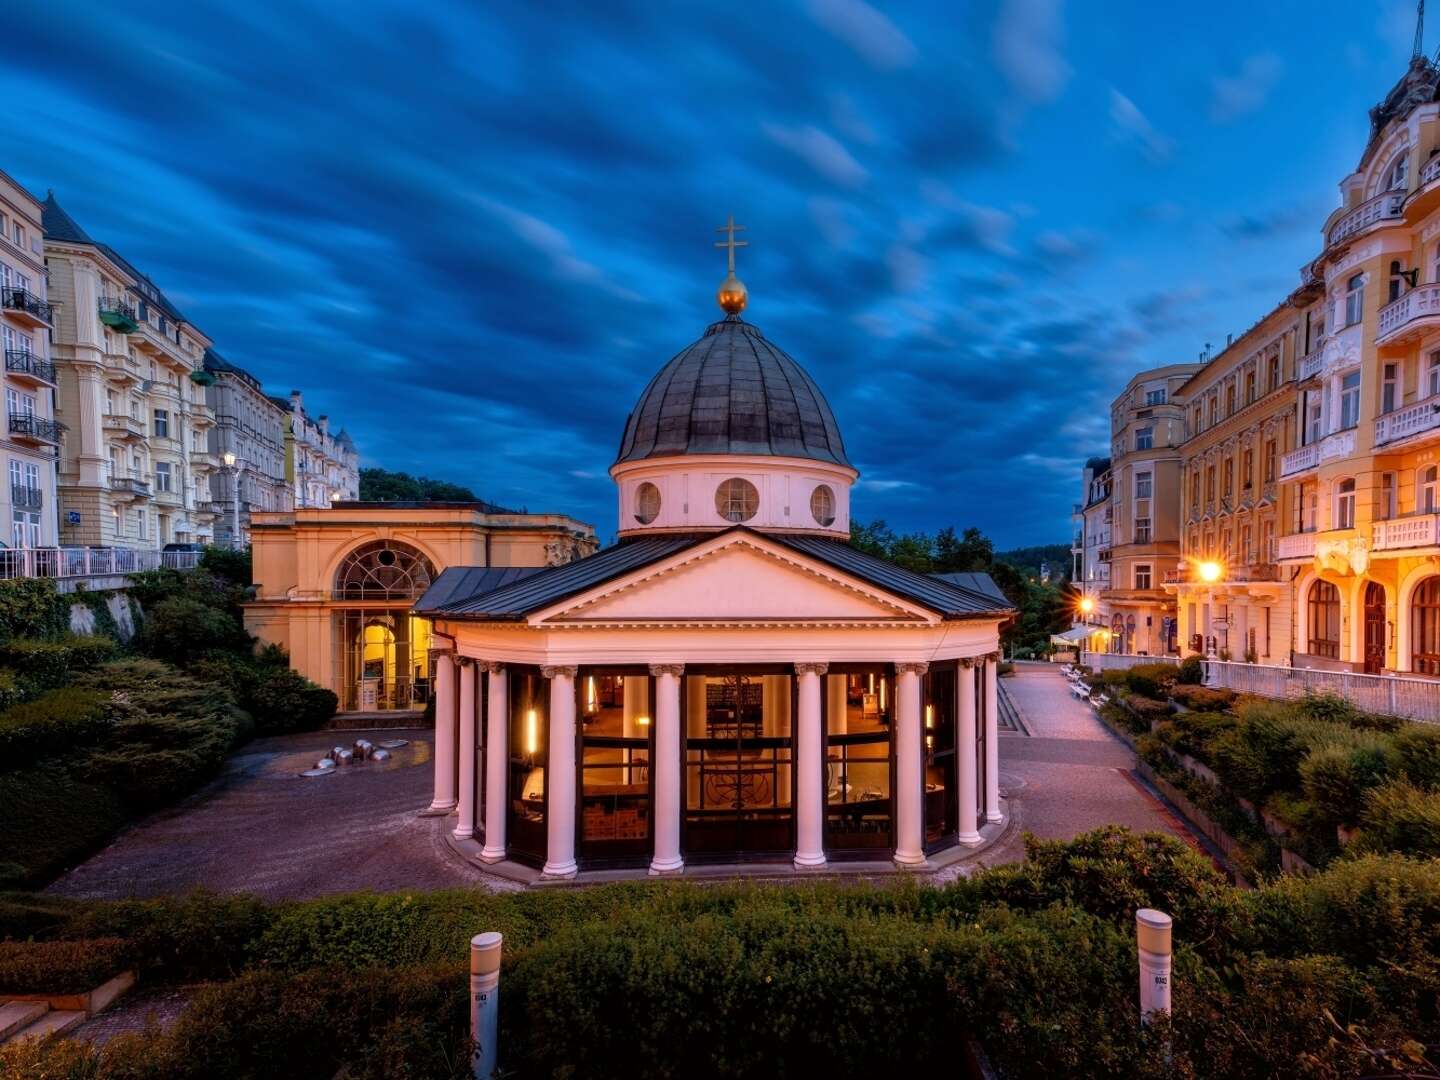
[358,468,486,503]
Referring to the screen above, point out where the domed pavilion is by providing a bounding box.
[416,222,1014,879]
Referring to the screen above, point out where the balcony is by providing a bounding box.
[1280,429,1356,478]
[101,352,142,387]
[1326,190,1405,248]
[1277,532,1318,561]
[98,296,140,334]
[152,486,182,508]
[1374,513,1440,552]
[108,474,151,501]
[102,413,146,441]
[8,413,62,445]
[1,287,53,327]
[1297,345,1325,381]
[4,350,56,386]
[189,450,218,472]
[10,484,41,510]
[1376,283,1440,345]
[1375,391,1440,447]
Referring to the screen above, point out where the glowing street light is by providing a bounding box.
[1079,596,1096,615]
[1197,561,1224,584]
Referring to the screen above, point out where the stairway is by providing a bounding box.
[0,1000,86,1045]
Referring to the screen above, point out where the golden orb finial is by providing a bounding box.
[714,214,749,315]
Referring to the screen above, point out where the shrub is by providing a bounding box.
[0,634,118,694]
[1126,662,1178,700]
[1125,694,1171,726]
[1170,685,1237,712]
[0,766,127,887]
[135,595,250,664]
[244,664,336,735]
[1211,706,1308,800]
[199,544,253,587]
[0,668,20,712]
[1355,781,1440,859]
[1299,740,1397,827]
[0,687,111,768]
[0,578,69,641]
[1394,724,1440,790]
[1176,654,1205,685]
[0,937,132,994]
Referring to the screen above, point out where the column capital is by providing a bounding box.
[895,661,929,675]
[483,661,506,675]
[959,656,978,669]
[456,656,474,668]
[541,664,578,680]
[985,651,1002,664]
[648,663,685,677]
[794,661,829,676]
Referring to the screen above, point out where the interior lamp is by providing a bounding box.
[525,708,538,755]
[636,715,651,727]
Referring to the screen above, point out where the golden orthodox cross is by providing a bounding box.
[714,215,748,273]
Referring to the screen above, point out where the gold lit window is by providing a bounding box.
[810,484,835,527]
[714,478,759,523]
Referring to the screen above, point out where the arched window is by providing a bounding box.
[334,540,435,600]
[1420,466,1438,515]
[1335,478,1357,529]
[810,484,835,527]
[1307,580,1342,659]
[634,482,661,525]
[1414,578,1440,675]
[714,478,759,523]
[1384,151,1409,192]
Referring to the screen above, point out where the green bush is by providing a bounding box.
[0,687,111,768]
[1176,654,1204,685]
[1299,740,1397,827]
[1211,706,1308,800]
[135,595,250,664]
[199,545,253,587]
[1125,694,1171,726]
[1354,781,1440,859]
[1125,662,1178,700]
[244,664,336,735]
[0,937,132,994]
[0,766,127,887]
[0,578,69,641]
[0,634,119,695]
[1394,724,1440,790]
[1170,685,1237,711]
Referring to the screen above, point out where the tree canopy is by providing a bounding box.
[358,468,487,504]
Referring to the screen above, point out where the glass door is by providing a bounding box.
[506,668,548,868]
[578,670,653,867]
[824,668,893,856]
[924,662,958,851]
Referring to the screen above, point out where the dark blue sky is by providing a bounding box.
[4,1,1426,545]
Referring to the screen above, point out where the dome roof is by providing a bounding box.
[616,316,851,468]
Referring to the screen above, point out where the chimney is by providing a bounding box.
[289,390,302,413]
[319,414,329,434]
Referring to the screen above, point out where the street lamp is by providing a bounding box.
[1197,560,1223,584]
[1079,595,1096,616]
[221,451,241,550]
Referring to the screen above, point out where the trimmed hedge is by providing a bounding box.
[1170,685,1236,711]
[0,578,69,640]
[0,937,131,994]
[0,634,119,696]
[1354,781,1440,858]
[0,766,127,888]
[0,687,111,768]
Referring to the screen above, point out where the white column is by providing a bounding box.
[983,652,1002,824]
[649,663,684,875]
[957,658,981,843]
[454,659,477,840]
[480,663,508,863]
[541,665,578,879]
[793,662,827,869]
[893,662,927,867]
[427,652,458,813]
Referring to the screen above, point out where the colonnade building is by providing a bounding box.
[416,263,1012,878]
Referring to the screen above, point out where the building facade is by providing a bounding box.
[274,390,359,509]
[0,172,59,552]
[42,194,219,548]
[244,502,597,712]
[1073,456,1111,642]
[204,349,292,547]
[1169,303,1306,662]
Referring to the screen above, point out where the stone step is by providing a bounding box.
[3,1007,85,1044]
[0,1001,48,1042]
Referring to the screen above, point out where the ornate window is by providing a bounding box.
[334,540,435,600]
[1413,578,1440,675]
[714,478,759,523]
[810,484,835,527]
[1344,274,1365,328]
[1307,580,1341,659]
[634,481,661,525]
[1421,466,1439,514]
[1335,478,1356,530]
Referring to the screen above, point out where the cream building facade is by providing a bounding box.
[0,172,59,553]
[203,349,292,547]
[42,194,220,548]
[244,502,596,712]
[274,390,359,509]
[1102,364,1200,655]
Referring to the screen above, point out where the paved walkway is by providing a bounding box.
[946,662,1191,874]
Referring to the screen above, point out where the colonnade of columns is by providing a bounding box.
[428,652,1003,879]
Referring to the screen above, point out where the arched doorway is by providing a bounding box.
[1412,577,1440,676]
[1306,579,1341,660]
[333,540,437,711]
[1363,581,1386,674]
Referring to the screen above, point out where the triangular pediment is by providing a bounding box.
[532,534,936,625]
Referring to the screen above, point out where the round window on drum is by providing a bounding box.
[634,481,661,525]
[714,478,759,523]
[810,484,836,527]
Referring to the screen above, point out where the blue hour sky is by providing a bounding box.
[2,1,1427,546]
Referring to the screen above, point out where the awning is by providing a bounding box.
[1050,626,1092,644]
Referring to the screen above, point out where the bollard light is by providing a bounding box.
[470,932,503,1079]
[1136,908,1172,1025]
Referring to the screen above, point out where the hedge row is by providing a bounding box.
[0,937,131,994]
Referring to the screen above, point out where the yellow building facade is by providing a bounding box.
[244,502,596,712]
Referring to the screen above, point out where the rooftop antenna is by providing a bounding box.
[1417,0,1426,60]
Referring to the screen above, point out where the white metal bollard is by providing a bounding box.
[1136,908,1172,1025]
[470,932,502,1079]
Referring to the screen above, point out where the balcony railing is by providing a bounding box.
[1277,532,1318,560]
[1377,283,1440,343]
[1424,155,1440,188]
[0,287,53,324]
[108,474,151,498]
[1165,563,1280,585]
[1374,513,1440,551]
[0,546,202,581]
[4,350,56,384]
[1280,429,1356,478]
[10,484,42,509]
[1327,190,1405,247]
[1375,391,1440,447]
[8,413,62,443]
[97,296,140,333]
[1297,345,1325,381]
[102,413,146,439]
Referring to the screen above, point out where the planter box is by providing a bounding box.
[1260,809,1294,839]
[1135,761,1252,888]
[5,970,136,1016]
[1281,848,1317,875]
[1173,752,1220,787]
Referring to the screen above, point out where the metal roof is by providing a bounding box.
[615,316,851,468]
[413,566,544,615]
[419,529,1013,621]
[928,571,1013,609]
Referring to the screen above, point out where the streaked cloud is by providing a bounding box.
[1209,53,1283,122]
